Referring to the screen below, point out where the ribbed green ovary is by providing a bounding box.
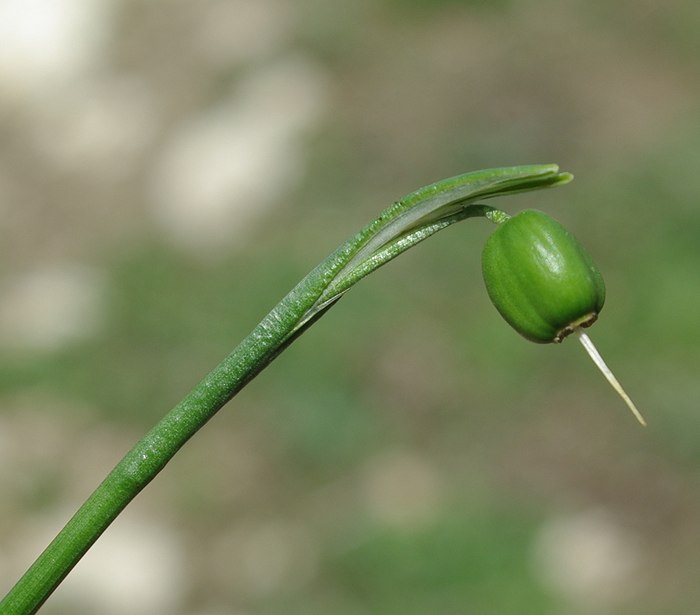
[481,210,605,344]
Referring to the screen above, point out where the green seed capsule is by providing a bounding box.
[482,209,646,426]
[482,209,605,344]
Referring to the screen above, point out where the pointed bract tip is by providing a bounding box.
[575,330,647,427]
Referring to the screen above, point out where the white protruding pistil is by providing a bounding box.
[576,329,647,427]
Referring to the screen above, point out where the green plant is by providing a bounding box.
[0,164,642,614]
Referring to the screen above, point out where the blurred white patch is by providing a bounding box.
[194,0,294,68]
[150,55,328,256]
[361,450,444,530]
[0,0,114,101]
[26,76,158,182]
[532,508,642,610]
[212,519,318,598]
[0,264,104,352]
[16,514,186,615]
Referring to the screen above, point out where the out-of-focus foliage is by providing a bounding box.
[1,1,699,614]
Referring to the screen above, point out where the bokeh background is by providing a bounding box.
[1,1,699,614]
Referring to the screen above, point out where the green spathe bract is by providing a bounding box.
[482,209,606,343]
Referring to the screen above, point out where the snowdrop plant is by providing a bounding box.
[0,164,643,614]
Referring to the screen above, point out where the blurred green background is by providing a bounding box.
[1,1,699,614]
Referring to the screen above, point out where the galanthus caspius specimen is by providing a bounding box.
[0,164,644,615]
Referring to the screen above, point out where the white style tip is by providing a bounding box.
[575,329,647,427]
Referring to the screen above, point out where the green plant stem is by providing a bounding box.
[1,164,571,614]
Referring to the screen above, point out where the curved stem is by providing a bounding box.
[0,164,571,614]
